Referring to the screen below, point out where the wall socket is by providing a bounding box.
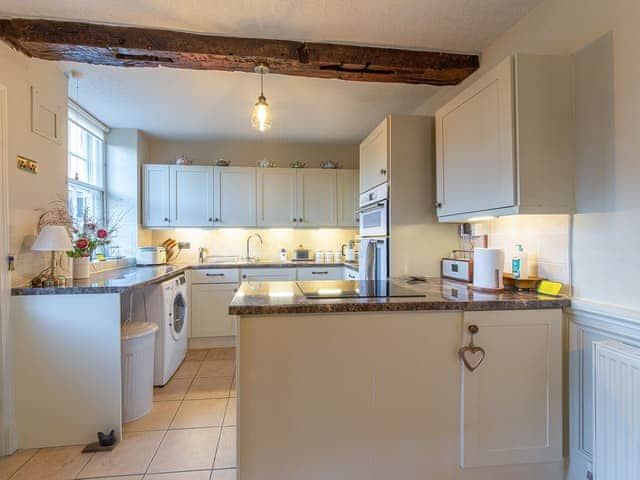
[178,242,191,250]
[16,155,38,174]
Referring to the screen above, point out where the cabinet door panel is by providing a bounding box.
[296,169,337,227]
[240,268,297,282]
[214,167,256,227]
[191,283,238,338]
[171,166,214,227]
[436,57,515,217]
[257,169,297,227]
[359,119,388,193]
[143,165,170,227]
[337,170,359,227]
[296,267,343,281]
[461,310,562,468]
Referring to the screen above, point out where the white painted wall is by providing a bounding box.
[416,0,640,311]
[147,138,358,169]
[0,43,69,287]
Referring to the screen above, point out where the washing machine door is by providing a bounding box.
[170,291,187,340]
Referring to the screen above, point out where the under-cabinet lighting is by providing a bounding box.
[317,289,343,295]
[268,291,295,298]
[467,216,496,223]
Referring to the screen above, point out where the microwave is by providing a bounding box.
[359,183,388,237]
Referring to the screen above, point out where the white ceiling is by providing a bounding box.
[2,0,544,142]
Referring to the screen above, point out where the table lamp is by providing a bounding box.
[32,225,72,287]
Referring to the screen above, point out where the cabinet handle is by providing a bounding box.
[312,271,328,275]
[214,218,220,222]
[458,325,485,372]
[208,217,213,222]
[164,217,169,222]
[380,169,387,175]
[205,273,225,277]
[292,218,297,222]
[299,218,303,223]
[434,202,442,209]
[242,274,247,279]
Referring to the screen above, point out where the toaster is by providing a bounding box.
[441,254,473,283]
[136,247,167,266]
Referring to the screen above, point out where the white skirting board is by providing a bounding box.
[593,340,640,480]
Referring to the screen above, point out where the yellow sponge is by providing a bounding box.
[537,280,562,297]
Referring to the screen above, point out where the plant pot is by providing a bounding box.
[73,256,91,279]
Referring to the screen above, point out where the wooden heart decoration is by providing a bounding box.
[459,345,486,372]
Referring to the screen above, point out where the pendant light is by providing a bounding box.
[251,64,272,132]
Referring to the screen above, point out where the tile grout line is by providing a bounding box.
[6,448,39,480]
[211,365,236,472]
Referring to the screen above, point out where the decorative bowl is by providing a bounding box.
[175,155,192,165]
[216,159,231,167]
[290,161,306,168]
[320,160,338,169]
[257,158,276,168]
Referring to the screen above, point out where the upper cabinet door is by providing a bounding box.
[170,165,214,227]
[359,118,389,193]
[256,168,297,227]
[296,169,337,227]
[143,164,170,227]
[214,167,256,227]
[337,170,359,227]
[436,57,516,218]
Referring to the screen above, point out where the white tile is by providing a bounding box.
[147,428,219,474]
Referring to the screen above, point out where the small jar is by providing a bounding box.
[315,251,324,263]
[325,251,333,263]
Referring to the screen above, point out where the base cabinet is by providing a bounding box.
[461,310,563,467]
[191,284,239,338]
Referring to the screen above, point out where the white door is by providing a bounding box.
[460,309,562,468]
[337,169,359,227]
[359,118,388,193]
[296,169,337,227]
[143,164,171,227]
[170,165,214,227]
[256,169,297,227]
[436,57,516,217]
[214,166,256,227]
[191,284,238,338]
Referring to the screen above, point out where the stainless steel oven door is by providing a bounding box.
[358,237,388,281]
[358,200,388,237]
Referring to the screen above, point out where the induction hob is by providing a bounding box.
[297,280,426,299]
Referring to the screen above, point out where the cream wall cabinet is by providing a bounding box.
[359,118,389,193]
[214,166,256,227]
[143,164,171,227]
[337,169,359,227]
[435,55,574,222]
[460,309,563,467]
[171,166,215,227]
[256,169,299,227]
[296,169,337,227]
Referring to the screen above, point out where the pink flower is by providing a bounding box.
[75,238,89,250]
[97,229,108,239]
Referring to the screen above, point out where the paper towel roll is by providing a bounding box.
[473,248,505,291]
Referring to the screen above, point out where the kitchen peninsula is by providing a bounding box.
[229,278,570,480]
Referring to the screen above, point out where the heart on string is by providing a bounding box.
[459,345,486,372]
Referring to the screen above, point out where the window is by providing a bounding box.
[67,104,106,224]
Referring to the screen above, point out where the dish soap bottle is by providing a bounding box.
[512,244,529,279]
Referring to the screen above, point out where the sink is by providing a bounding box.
[204,256,242,264]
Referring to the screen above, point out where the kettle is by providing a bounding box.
[342,240,356,262]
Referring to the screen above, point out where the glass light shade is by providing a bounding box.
[251,95,272,132]
[32,225,72,252]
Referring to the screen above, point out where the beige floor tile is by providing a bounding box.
[174,361,202,380]
[147,428,219,474]
[11,445,92,480]
[154,377,192,402]
[223,398,236,427]
[171,399,228,429]
[125,401,181,432]
[0,449,38,480]
[89,477,143,480]
[186,376,233,400]
[78,430,164,478]
[186,349,209,362]
[211,469,236,480]
[197,360,236,378]
[144,470,212,479]
[205,348,236,361]
[214,427,236,469]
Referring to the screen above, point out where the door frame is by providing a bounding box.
[0,83,16,455]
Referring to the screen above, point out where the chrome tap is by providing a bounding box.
[198,247,207,264]
[246,233,263,261]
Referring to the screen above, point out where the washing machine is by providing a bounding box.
[146,273,189,386]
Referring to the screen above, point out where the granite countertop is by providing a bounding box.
[10,260,358,296]
[228,277,570,315]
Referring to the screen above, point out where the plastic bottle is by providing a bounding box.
[280,248,287,262]
[511,244,529,279]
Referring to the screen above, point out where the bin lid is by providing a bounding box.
[121,322,159,340]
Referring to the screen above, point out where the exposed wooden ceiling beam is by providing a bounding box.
[0,18,479,85]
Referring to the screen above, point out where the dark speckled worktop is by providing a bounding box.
[11,260,358,296]
[228,277,570,315]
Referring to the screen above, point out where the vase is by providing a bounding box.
[73,256,90,279]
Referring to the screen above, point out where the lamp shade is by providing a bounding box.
[32,225,72,252]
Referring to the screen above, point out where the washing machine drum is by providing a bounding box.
[171,292,187,339]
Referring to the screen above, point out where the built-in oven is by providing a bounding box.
[359,237,388,281]
[359,183,388,237]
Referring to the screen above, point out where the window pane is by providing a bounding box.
[68,183,104,225]
[67,120,104,188]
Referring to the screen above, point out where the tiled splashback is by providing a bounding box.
[479,215,572,294]
[148,228,359,263]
